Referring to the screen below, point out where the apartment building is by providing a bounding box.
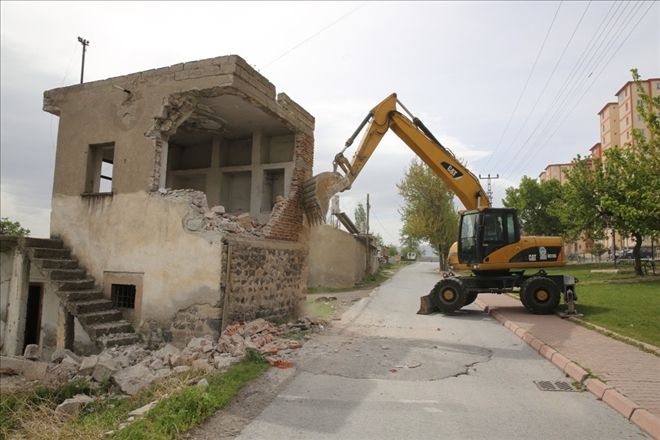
[538,162,573,184]
[597,102,620,152]
[615,78,660,146]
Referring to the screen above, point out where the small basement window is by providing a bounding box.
[111,284,136,309]
[86,142,115,193]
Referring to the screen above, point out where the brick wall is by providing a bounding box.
[265,132,314,241]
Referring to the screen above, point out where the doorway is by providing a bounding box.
[23,283,43,350]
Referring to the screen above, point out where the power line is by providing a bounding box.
[492,1,623,175]
[524,1,656,161]
[500,1,646,177]
[491,1,592,171]
[488,1,563,162]
[258,3,366,72]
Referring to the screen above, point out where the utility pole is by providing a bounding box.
[479,173,499,202]
[77,36,90,84]
[366,194,371,274]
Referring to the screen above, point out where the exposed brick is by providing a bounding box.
[585,378,612,400]
[630,409,660,440]
[602,389,640,419]
[530,337,544,352]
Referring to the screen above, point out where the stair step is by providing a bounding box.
[24,238,63,249]
[32,258,79,270]
[47,268,86,280]
[78,310,123,326]
[68,298,114,314]
[87,321,134,339]
[57,278,95,291]
[58,289,104,302]
[31,248,71,259]
[97,333,142,348]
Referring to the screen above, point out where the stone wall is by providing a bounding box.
[224,238,306,322]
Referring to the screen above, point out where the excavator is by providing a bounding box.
[303,93,577,315]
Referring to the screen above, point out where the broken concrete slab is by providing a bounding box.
[113,364,158,396]
[55,394,95,417]
[23,344,40,360]
[92,359,119,382]
[0,356,49,381]
[51,348,81,364]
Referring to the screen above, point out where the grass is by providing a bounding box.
[561,281,660,347]
[525,263,659,348]
[0,353,269,440]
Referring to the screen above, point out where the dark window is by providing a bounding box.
[111,284,136,309]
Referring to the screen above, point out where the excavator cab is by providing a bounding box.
[458,208,520,268]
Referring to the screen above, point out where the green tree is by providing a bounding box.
[559,69,660,275]
[387,244,398,256]
[354,203,367,233]
[591,242,607,262]
[397,159,458,270]
[0,218,30,237]
[502,176,564,236]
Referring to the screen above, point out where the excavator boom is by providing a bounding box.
[303,93,489,224]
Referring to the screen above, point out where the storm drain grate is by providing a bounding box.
[534,380,578,392]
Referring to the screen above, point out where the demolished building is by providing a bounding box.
[1,55,314,356]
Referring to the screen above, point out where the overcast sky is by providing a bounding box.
[1,1,658,245]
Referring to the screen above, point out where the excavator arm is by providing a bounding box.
[303,93,490,223]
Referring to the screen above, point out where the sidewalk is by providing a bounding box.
[476,294,660,440]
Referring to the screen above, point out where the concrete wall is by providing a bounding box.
[307,225,371,289]
[0,238,93,357]
[41,55,315,346]
[51,191,224,332]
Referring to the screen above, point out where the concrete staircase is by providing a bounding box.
[24,238,141,349]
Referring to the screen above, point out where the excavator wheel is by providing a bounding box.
[432,278,468,314]
[520,276,560,315]
[464,291,479,306]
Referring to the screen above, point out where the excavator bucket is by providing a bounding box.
[302,171,351,225]
[417,293,436,315]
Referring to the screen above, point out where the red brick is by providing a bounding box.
[602,389,640,419]
[630,409,660,440]
[551,352,570,371]
[585,378,612,400]
[563,362,589,382]
[539,344,557,361]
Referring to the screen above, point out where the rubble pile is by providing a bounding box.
[158,188,269,237]
[0,317,325,397]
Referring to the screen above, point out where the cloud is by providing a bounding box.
[0,182,51,237]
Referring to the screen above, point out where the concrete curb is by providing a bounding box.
[476,298,660,439]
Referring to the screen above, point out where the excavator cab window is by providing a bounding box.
[481,209,520,258]
[458,212,480,264]
[458,209,520,264]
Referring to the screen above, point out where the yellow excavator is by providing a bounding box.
[303,93,577,315]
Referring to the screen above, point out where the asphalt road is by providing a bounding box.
[235,262,647,440]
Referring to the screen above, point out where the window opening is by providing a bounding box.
[86,142,115,193]
[111,284,136,309]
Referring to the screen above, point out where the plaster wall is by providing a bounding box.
[0,240,91,356]
[50,191,224,329]
[307,225,368,289]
